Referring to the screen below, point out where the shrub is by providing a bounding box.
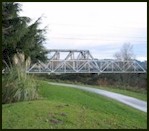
[2,65,39,104]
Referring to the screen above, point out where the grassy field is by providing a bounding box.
[2,81,147,129]
[40,79,147,101]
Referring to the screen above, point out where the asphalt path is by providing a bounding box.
[48,82,147,112]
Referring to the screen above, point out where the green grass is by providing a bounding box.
[40,78,147,101]
[2,81,147,129]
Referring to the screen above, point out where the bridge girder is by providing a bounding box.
[27,50,146,74]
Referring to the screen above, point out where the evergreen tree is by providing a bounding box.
[2,2,47,67]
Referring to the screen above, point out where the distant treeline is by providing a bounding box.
[39,73,147,93]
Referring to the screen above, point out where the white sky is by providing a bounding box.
[19,2,147,61]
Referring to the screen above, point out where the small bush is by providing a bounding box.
[2,66,39,104]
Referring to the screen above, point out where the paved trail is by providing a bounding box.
[48,82,147,112]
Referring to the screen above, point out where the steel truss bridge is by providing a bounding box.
[26,49,146,74]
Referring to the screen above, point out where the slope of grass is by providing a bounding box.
[2,81,147,129]
[41,79,147,101]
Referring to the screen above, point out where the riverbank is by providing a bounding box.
[2,80,147,129]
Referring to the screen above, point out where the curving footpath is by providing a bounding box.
[48,82,147,112]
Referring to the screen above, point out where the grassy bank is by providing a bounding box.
[37,78,147,101]
[2,81,147,129]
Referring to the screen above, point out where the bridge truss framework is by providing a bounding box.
[26,49,146,74]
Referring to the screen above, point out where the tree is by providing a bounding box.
[114,43,135,61]
[16,17,48,63]
[2,2,30,66]
[113,43,136,88]
[2,2,48,103]
[2,2,47,67]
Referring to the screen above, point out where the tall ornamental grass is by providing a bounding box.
[2,65,39,104]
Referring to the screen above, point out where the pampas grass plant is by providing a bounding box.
[2,61,39,104]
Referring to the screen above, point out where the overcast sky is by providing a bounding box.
[19,2,147,61]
